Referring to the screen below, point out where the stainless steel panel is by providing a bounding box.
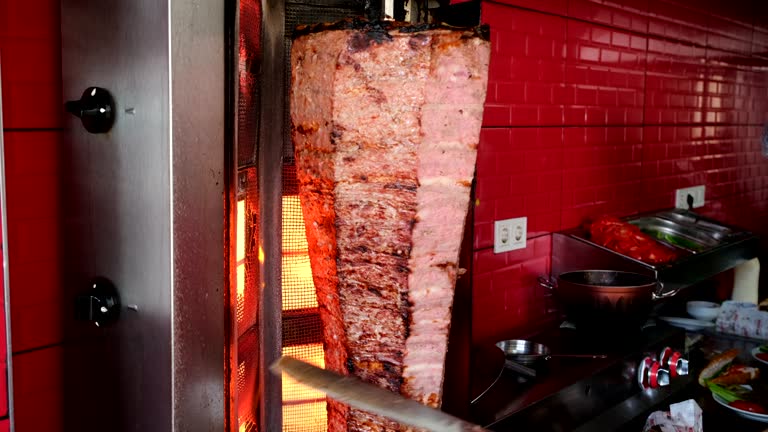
[628,217,717,252]
[654,209,735,238]
[0,59,15,432]
[259,0,285,428]
[61,1,225,430]
[62,1,173,430]
[551,232,656,281]
[170,1,226,430]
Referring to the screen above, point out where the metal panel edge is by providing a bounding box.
[169,1,227,430]
[225,0,240,430]
[258,0,285,428]
[0,57,15,432]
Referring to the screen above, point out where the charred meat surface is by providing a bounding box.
[291,20,490,431]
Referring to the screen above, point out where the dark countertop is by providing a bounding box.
[469,325,768,431]
[610,331,767,432]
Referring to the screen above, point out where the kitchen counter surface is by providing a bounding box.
[608,330,767,432]
[469,325,767,431]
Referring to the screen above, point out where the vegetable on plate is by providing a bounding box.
[702,349,768,415]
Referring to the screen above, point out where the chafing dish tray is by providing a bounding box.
[552,209,759,295]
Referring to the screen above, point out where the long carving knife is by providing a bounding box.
[270,356,490,432]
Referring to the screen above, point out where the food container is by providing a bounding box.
[552,209,759,297]
[686,301,720,321]
[629,217,717,252]
[538,270,677,329]
[495,339,549,366]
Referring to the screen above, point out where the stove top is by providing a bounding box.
[469,322,688,431]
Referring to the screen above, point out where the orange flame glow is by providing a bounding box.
[281,195,318,311]
[235,195,326,431]
[282,344,327,431]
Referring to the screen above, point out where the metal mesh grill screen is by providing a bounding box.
[235,0,262,429]
[239,0,262,167]
[281,194,318,311]
[281,164,326,431]
[279,3,367,430]
[282,344,327,432]
[237,168,260,430]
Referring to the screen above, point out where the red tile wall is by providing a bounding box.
[1,0,65,429]
[474,0,768,344]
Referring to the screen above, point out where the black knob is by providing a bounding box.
[75,277,121,327]
[65,87,115,134]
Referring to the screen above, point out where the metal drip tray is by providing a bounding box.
[629,208,746,251]
[653,210,735,238]
[629,217,720,253]
[552,209,759,295]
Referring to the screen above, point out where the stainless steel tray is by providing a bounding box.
[551,209,759,295]
[628,216,717,253]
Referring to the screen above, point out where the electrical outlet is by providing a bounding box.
[675,185,705,209]
[494,217,527,254]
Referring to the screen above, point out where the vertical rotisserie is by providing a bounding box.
[290,19,490,431]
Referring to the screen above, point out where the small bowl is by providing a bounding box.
[496,339,550,366]
[686,301,721,322]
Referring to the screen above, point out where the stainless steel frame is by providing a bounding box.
[226,1,240,429]
[170,1,227,430]
[0,58,16,432]
[258,0,286,428]
[60,1,227,430]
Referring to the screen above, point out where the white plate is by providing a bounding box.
[712,392,768,423]
[658,316,715,331]
[752,346,768,366]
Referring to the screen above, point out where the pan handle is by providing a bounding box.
[538,276,556,291]
[651,282,681,300]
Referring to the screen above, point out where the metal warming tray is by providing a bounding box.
[552,209,760,295]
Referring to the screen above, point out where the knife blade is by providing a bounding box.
[270,356,489,432]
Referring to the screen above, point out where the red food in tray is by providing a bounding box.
[588,215,679,265]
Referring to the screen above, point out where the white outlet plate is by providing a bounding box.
[494,217,527,254]
[675,185,706,209]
